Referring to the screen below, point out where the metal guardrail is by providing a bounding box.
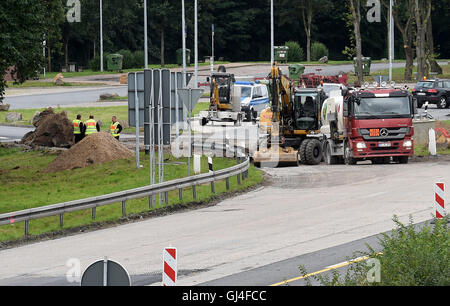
[0,149,250,237]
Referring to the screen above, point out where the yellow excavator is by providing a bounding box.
[253,65,325,167]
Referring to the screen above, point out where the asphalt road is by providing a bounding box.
[4,86,127,110]
[0,126,34,143]
[0,158,448,286]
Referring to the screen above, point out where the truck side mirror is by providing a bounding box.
[206,77,210,83]
[411,97,418,115]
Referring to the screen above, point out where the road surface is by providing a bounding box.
[0,158,448,286]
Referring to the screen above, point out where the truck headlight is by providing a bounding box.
[356,142,367,149]
[403,140,412,148]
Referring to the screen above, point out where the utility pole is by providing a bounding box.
[271,0,274,66]
[144,0,148,69]
[182,0,186,87]
[211,24,214,74]
[100,0,104,72]
[194,0,198,88]
[389,0,394,81]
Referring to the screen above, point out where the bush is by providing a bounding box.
[300,216,450,286]
[311,42,329,61]
[285,41,304,62]
[131,51,145,69]
[118,49,133,69]
[88,53,109,71]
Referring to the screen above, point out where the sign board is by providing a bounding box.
[128,72,145,127]
[177,88,205,113]
[81,258,131,286]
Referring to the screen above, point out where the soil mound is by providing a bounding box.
[44,132,134,172]
[22,108,74,148]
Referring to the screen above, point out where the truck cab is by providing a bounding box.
[321,87,415,165]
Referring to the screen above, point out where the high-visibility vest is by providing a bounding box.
[110,121,120,137]
[85,119,97,135]
[72,119,82,134]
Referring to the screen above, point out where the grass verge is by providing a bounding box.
[6,81,105,88]
[0,146,263,244]
[347,64,450,84]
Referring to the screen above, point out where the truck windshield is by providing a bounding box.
[354,97,411,119]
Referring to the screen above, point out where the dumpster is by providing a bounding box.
[107,54,124,72]
[275,46,289,63]
[288,64,305,80]
[177,49,191,66]
[353,57,371,76]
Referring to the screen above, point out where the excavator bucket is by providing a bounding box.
[253,146,298,167]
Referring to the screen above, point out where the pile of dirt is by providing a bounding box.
[44,132,134,172]
[22,108,74,148]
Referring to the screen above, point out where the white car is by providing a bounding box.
[235,81,270,121]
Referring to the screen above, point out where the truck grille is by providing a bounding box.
[359,128,408,140]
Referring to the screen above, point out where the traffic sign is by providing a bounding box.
[81,258,131,286]
[177,88,204,113]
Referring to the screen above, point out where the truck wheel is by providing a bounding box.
[324,141,338,165]
[299,139,310,164]
[305,139,323,165]
[344,142,357,165]
[200,118,208,126]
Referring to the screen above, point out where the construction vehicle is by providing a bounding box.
[253,65,326,167]
[321,83,416,165]
[199,68,244,126]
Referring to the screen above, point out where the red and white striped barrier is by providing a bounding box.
[162,247,177,286]
[435,183,445,219]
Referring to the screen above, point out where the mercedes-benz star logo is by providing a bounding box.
[380,128,389,137]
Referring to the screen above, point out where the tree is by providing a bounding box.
[0,0,47,103]
[301,0,313,62]
[414,0,432,80]
[42,0,65,72]
[349,0,363,84]
[382,0,415,80]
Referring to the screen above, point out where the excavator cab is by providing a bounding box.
[293,91,321,131]
[209,72,235,111]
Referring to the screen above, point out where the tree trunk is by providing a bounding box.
[414,0,431,80]
[426,17,442,74]
[160,26,165,67]
[350,0,363,84]
[93,40,96,60]
[65,39,69,68]
[47,46,52,73]
[302,1,313,62]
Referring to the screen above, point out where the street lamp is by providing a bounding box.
[100,0,104,72]
[144,0,148,69]
[182,0,186,87]
[194,0,198,88]
[271,0,274,66]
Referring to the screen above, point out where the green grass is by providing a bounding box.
[192,102,210,116]
[1,105,129,128]
[414,144,450,156]
[6,81,104,88]
[347,63,450,84]
[0,146,263,242]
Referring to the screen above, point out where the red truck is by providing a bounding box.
[321,86,416,165]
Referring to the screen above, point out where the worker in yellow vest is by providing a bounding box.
[85,115,100,135]
[110,116,123,140]
[72,114,85,143]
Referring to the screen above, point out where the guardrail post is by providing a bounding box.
[149,195,153,209]
[122,201,126,217]
[237,173,241,185]
[226,177,230,190]
[165,192,169,205]
[211,181,215,194]
[59,213,64,228]
[92,207,96,220]
[25,220,29,237]
[193,185,197,199]
[179,188,183,201]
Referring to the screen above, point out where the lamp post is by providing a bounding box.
[194,0,198,88]
[144,0,148,69]
[270,0,274,66]
[100,0,104,72]
[182,0,186,87]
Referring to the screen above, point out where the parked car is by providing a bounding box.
[412,79,450,109]
[235,81,270,121]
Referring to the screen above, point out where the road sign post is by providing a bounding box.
[177,88,204,176]
[163,248,177,286]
